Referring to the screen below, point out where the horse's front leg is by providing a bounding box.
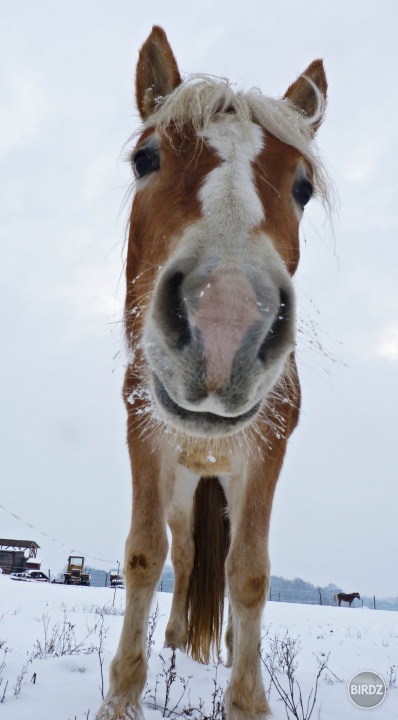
[224,459,281,720]
[96,436,168,720]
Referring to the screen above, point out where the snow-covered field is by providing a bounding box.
[0,574,396,719]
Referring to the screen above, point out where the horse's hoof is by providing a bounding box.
[224,686,271,720]
[164,638,187,652]
[164,628,187,652]
[95,695,144,720]
[224,650,233,667]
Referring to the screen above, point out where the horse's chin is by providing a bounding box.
[152,374,261,438]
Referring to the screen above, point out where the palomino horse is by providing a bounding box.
[97,26,330,720]
[334,592,361,607]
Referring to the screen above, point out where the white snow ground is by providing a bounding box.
[0,574,396,720]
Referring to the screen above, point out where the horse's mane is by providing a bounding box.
[141,75,331,204]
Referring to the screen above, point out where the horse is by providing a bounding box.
[96,26,330,720]
[334,592,361,607]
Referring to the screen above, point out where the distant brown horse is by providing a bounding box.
[334,592,361,607]
[97,26,330,720]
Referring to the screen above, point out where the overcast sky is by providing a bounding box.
[1,1,397,597]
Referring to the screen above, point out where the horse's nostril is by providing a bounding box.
[160,271,192,350]
[258,289,290,363]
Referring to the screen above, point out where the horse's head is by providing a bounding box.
[126,26,328,438]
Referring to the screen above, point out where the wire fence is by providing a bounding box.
[268,586,380,609]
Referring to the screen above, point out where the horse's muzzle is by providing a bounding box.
[143,262,295,436]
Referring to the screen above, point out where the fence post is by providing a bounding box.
[373,595,376,610]
[269,586,271,601]
[318,588,322,605]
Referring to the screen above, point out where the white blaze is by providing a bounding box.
[198,118,265,240]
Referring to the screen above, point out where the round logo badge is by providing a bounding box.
[348,671,386,709]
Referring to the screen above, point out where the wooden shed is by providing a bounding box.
[0,539,40,574]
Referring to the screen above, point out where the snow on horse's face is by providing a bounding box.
[126,40,328,440]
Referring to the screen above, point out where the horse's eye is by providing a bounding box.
[292,179,313,209]
[133,148,160,178]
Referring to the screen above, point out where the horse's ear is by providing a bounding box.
[136,26,182,120]
[284,60,327,134]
